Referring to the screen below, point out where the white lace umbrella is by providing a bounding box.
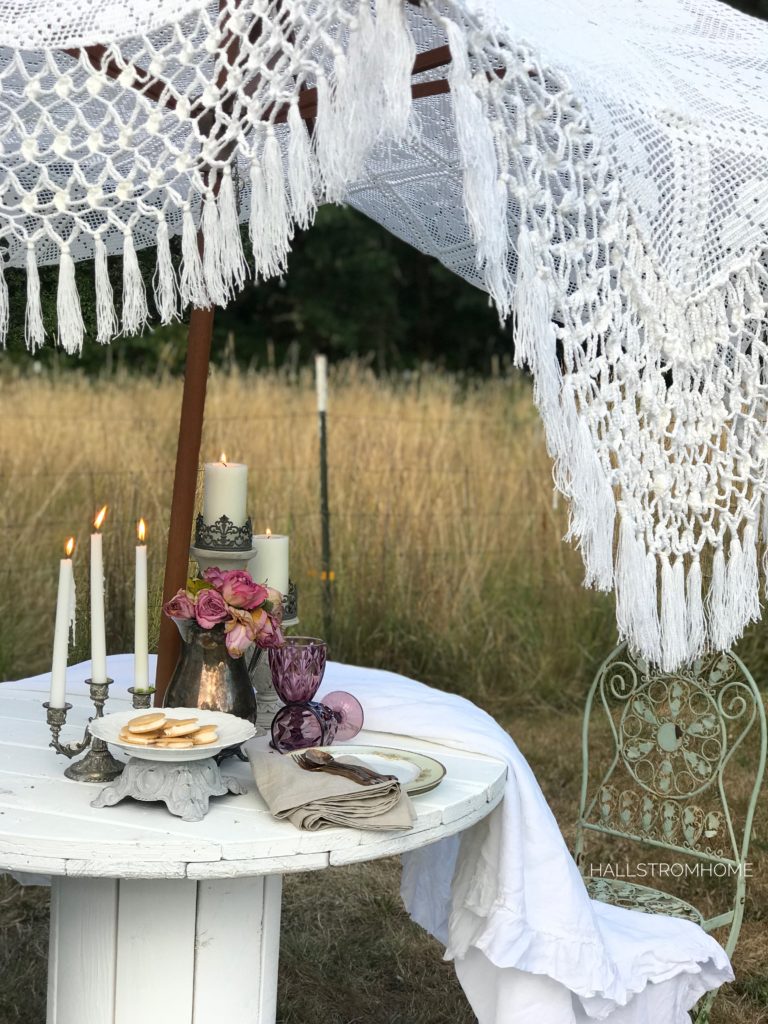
[2,0,768,688]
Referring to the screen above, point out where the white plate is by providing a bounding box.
[89,708,256,762]
[303,745,446,795]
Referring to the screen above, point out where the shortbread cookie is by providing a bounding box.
[128,713,166,734]
[118,731,156,746]
[192,726,219,745]
[163,718,199,737]
[153,737,194,748]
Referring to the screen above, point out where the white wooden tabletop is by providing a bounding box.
[0,683,506,880]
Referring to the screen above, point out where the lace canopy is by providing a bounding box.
[2,0,768,669]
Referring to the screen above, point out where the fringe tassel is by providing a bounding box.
[374,0,416,141]
[24,243,45,352]
[615,516,661,664]
[707,545,728,651]
[516,228,564,447]
[445,18,511,315]
[153,219,178,324]
[216,166,248,297]
[741,524,761,618]
[0,258,8,350]
[661,554,687,671]
[56,246,84,354]
[202,191,226,307]
[287,103,318,229]
[121,232,148,336]
[686,554,706,659]
[560,386,614,591]
[180,204,208,309]
[314,75,345,201]
[94,236,117,345]
[724,533,744,633]
[741,521,761,626]
[249,129,291,281]
[334,0,378,178]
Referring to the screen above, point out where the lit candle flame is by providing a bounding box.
[137,518,147,543]
[219,452,227,465]
[65,537,75,558]
[265,527,272,539]
[93,505,108,531]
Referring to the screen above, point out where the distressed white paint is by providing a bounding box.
[48,877,118,1024]
[193,875,283,1023]
[0,676,505,1024]
[114,879,197,1024]
[0,692,505,879]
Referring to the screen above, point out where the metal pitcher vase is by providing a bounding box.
[163,619,257,723]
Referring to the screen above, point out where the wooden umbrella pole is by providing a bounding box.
[154,305,215,704]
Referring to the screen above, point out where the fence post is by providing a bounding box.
[316,354,332,639]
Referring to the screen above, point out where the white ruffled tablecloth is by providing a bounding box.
[8,656,732,1024]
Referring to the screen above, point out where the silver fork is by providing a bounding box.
[292,751,395,787]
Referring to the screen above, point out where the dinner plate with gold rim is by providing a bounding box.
[305,745,446,795]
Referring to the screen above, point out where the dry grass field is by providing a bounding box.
[0,361,765,1023]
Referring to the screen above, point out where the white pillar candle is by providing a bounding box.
[90,505,108,685]
[203,454,248,526]
[250,530,289,595]
[134,518,150,690]
[50,538,76,708]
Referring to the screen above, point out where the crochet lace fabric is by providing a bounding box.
[1,0,768,668]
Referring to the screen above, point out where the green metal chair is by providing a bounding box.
[575,643,766,1020]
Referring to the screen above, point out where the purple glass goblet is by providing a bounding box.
[321,690,364,742]
[271,701,332,753]
[268,637,327,703]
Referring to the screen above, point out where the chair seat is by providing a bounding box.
[586,877,704,925]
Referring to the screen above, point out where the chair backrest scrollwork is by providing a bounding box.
[577,645,766,870]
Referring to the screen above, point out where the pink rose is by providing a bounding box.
[195,588,229,629]
[252,608,284,649]
[163,590,195,620]
[257,615,284,649]
[202,566,226,589]
[225,608,257,657]
[220,570,269,610]
[265,587,284,623]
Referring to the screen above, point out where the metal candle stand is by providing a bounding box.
[44,677,124,783]
[189,513,259,571]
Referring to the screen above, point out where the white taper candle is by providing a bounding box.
[90,505,108,684]
[134,518,150,690]
[50,537,76,708]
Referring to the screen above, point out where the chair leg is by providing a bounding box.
[692,989,716,1024]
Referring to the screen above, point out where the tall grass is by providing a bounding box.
[0,359,618,709]
[0,361,766,1024]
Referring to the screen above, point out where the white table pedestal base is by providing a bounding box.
[47,874,283,1024]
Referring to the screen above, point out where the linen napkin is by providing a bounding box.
[247,745,415,831]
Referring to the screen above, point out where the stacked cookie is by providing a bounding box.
[119,713,219,749]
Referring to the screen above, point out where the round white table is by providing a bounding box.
[0,680,506,1024]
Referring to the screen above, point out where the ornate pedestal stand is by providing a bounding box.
[91,758,248,821]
